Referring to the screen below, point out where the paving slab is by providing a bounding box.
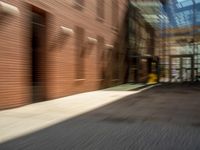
[0,85,154,144]
[1,83,200,150]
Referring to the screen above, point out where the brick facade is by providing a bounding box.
[0,0,129,109]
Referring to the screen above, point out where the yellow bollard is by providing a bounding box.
[147,73,158,85]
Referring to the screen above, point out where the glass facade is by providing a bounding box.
[129,0,200,82]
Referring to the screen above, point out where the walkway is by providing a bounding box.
[1,83,200,150]
[0,84,152,144]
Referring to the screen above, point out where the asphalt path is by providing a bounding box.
[1,83,200,150]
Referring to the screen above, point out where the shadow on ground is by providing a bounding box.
[1,83,200,150]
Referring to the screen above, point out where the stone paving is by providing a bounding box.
[103,83,147,91]
[1,83,200,150]
[0,85,153,144]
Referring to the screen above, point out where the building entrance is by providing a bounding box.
[31,6,47,102]
[169,55,194,82]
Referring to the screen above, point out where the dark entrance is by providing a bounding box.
[31,6,47,102]
[128,56,159,83]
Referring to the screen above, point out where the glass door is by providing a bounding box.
[170,55,194,82]
[182,57,192,82]
[171,57,181,82]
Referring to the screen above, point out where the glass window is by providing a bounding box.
[195,0,200,3]
[74,0,85,10]
[75,26,85,79]
[97,0,105,20]
[97,36,105,79]
[112,0,119,29]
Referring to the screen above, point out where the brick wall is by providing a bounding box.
[0,0,129,109]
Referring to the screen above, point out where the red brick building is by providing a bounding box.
[0,0,129,109]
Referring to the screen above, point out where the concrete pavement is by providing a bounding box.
[0,85,154,144]
[1,83,200,150]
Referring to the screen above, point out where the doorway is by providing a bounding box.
[31,6,47,102]
[169,55,194,82]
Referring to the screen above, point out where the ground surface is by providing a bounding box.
[1,83,200,150]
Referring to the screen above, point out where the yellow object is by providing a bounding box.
[147,73,158,85]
